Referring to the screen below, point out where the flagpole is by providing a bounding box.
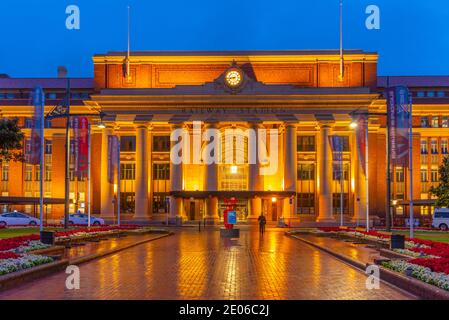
[409,94,414,238]
[36,88,45,233]
[340,151,344,227]
[64,79,71,229]
[339,0,344,81]
[365,118,370,232]
[87,123,92,228]
[117,137,121,226]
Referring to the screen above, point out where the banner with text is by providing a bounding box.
[387,86,411,167]
[355,116,367,176]
[29,87,45,165]
[108,135,119,184]
[73,117,89,179]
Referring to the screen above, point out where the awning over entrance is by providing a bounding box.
[0,196,65,205]
[170,191,296,199]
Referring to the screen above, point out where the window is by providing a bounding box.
[431,139,438,154]
[297,164,315,180]
[420,169,428,182]
[417,91,425,98]
[152,194,169,213]
[152,136,170,152]
[442,139,448,154]
[1,163,8,181]
[421,117,429,128]
[25,165,32,181]
[420,140,428,154]
[396,167,404,182]
[24,118,33,129]
[296,193,315,215]
[442,117,449,128]
[35,166,40,181]
[120,136,136,152]
[431,116,439,128]
[431,169,439,182]
[153,163,170,180]
[47,93,57,100]
[6,93,15,99]
[297,136,315,152]
[120,163,135,180]
[437,91,445,98]
[45,140,52,154]
[427,91,435,98]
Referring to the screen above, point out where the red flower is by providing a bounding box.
[0,252,19,260]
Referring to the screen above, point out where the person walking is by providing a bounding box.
[258,214,266,236]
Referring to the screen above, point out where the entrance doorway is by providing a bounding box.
[185,199,204,221]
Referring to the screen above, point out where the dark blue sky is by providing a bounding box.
[0,0,448,78]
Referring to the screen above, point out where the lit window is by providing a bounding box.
[420,140,428,154]
[417,91,425,98]
[427,91,435,98]
[431,139,438,154]
[437,91,445,97]
[431,116,439,128]
[442,117,449,128]
[442,139,448,154]
[421,117,429,127]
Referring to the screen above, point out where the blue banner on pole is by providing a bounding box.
[29,87,45,165]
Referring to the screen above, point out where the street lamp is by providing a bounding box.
[349,115,369,231]
[349,121,358,129]
[97,121,106,129]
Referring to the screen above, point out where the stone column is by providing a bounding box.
[282,123,297,222]
[284,123,297,192]
[134,124,149,219]
[317,123,334,222]
[169,123,183,224]
[249,122,263,219]
[147,126,153,218]
[204,122,219,224]
[353,130,367,223]
[100,126,115,218]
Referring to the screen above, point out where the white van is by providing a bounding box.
[432,208,449,230]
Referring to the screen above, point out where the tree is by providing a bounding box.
[0,118,24,163]
[430,156,449,208]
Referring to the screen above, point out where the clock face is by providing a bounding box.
[225,69,242,87]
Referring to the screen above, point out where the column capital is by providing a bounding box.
[134,122,153,130]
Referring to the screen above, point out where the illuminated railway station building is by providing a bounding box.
[0,50,448,226]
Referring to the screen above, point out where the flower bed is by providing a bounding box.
[0,254,54,276]
[317,226,449,291]
[0,235,53,276]
[382,260,449,291]
[54,225,140,241]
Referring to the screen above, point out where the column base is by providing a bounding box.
[315,217,336,223]
[168,216,183,226]
[204,217,219,225]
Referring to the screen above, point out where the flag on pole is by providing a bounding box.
[73,117,89,179]
[387,86,411,167]
[29,87,45,165]
[108,135,119,183]
[329,135,345,179]
[355,115,368,176]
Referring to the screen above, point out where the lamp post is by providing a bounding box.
[350,110,391,231]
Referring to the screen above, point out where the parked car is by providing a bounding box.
[0,211,40,226]
[61,213,105,226]
[432,208,449,230]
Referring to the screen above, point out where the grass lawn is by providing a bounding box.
[392,230,449,243]
[0,227,40,239]
[0,226,79,239]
